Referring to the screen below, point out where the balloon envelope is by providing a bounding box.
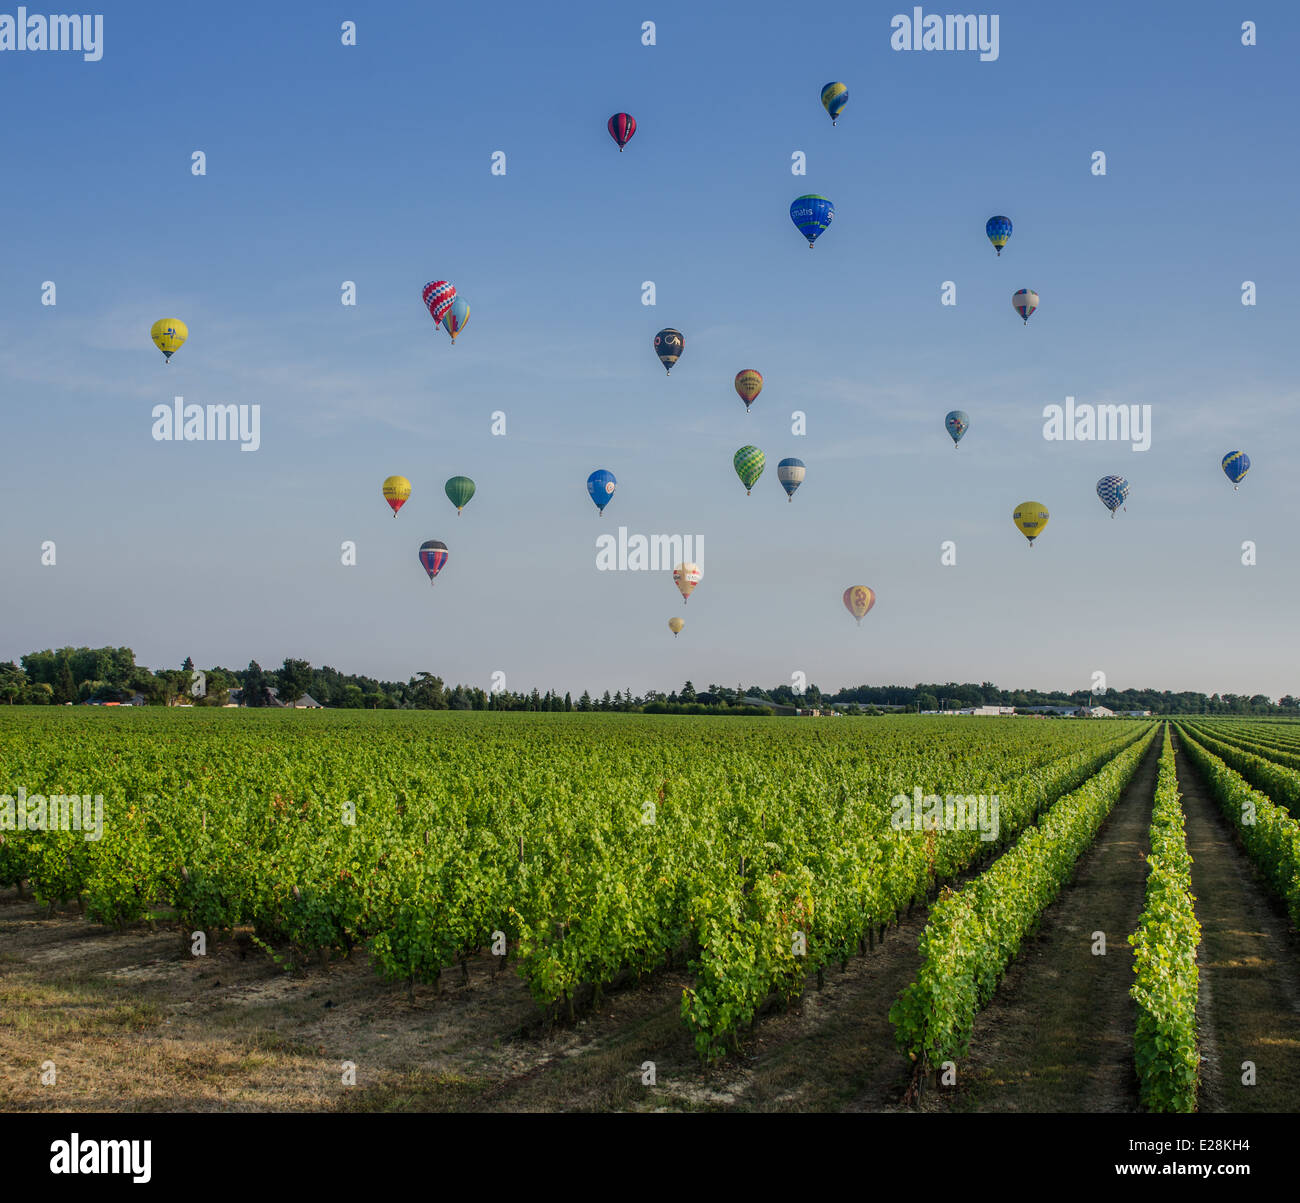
[442,297,469,341]
[151,318,187,360]
[418,540,449,583]
[843,586,875,625]
[1096,475,1129,515]
[422,280,456,325]
[382,475,411,516]
[668,617,684,637]
[945,410,969,445]
[445,476,475,513]
[735,369,763,409]
[777,457,805,500]
[1012,289,1039,323]
[1013,501,1050,544]
[587,469,616,513]
[608,112,636,150]
[790,194,834,247]
[986,215,1013,255]
[654,328,684,374]
[1222,450,1250,485]
[673,562,702,603]
[820,82,848,124]
[734,446,765,495]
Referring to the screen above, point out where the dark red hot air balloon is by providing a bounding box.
[607,112,636,152]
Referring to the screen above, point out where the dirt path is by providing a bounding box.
[1171,730,1300,1112]
[924,736,1162,1112]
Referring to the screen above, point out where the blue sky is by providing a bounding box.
[1,1,1297,697]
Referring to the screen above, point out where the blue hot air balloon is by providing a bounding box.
[790,195,834,248]
[587,469,617,514]
[1222,451,1250,490]
[985,215,1012,256]
[945,410,969,448]
[777,457,805,502]
[1096,475,1129,518]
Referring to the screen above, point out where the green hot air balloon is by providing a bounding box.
[733,446,765,496]
[445,475,476,514]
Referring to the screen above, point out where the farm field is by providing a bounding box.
[3,710,1300,1112]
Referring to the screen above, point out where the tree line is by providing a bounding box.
[0,647,1295,716]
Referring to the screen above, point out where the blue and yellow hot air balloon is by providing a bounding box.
[777,458,805,502]
[1096,475,1129,518]
[790,195,834,248]
[587,469,616,514]
[986,215,1012,256]
[820,82,848,125]
[151,318,187,363]
[1013,501,1049,546]
[1222,451,1250,491]
[654,328,684,374]
[734,446,765,495]
[945,410,969,448]
[442,297,469,343]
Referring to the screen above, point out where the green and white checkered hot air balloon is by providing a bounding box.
[733,446,765,496]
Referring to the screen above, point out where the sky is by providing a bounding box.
[1,1,1298,698]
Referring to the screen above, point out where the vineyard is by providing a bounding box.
[3,709,1299,1112]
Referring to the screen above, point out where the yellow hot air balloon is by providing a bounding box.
[842,586,875,625]
[734,369,763,412]
[668,617,685,638]
[382,475,412,517]
[673,562,702,604]
[150,318,188,362]
[1013,501,1049,546]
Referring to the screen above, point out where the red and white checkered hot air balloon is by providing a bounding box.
[422,280,457,327]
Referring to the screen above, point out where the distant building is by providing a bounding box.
[291,694,323,709]
[1074,705,1115,718]
[1119,709,1152,717]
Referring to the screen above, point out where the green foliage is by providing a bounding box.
[1129,727,1200,1113]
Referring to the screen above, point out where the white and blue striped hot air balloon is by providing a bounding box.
[1096,475,1129,518]
[777,457,805,502]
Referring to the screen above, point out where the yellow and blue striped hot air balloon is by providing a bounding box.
[820,82,848,125]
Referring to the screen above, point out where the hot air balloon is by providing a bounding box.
[443,297,469,343]
[734,446,765,495]
[790,194,834,247]
[418,540,448,584]
[986,215,1012,256]
[777,458,805,501]
[382,475,411,517]
[1096,475,1129,518]
[1222,451,1250,490]
[587,469,617,514]
[842,586,875,625]
[608,112,636,151]
[735,369,763,412]
[151,318,187,362]
[422,280,456,327]
[1012,289,1038,324]
[654,328,684,374]
[945,410,969,447]
[1013,501,1049,546]
[673,562,702,603]
[820,82,848,125]
[445,476,475,514]
[668,617,684,638]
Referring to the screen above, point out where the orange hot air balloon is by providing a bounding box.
[734,369,763,412]
[843,586,876,625]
